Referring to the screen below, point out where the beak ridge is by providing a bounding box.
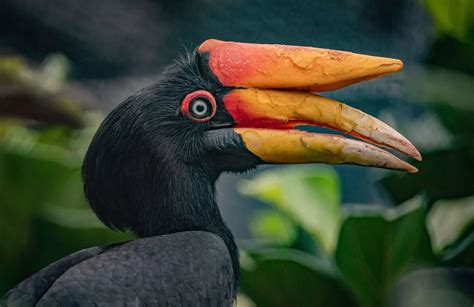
[198,39,403,91]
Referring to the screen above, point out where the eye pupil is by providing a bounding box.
[190,98,212,119]
[193,101,207,114]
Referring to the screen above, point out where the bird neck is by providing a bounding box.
[136,162,240,290]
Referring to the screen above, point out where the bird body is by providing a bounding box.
[3,232,234,306]
[2,39,419,306]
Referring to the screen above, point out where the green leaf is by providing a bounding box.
[250,210,297,246]
[39,54,70,92]
[0,145,131,294]
[335,198,435,307]
[381,147,474,204]
[39,206,107,229]
[0,122,99,294]
[434,104,474,152]
[240,166,341,252]
[240,248,357,307]
[427,196,474,253]
[389,268,474,307]
[423,0,474,44]
[442,230,474,267]
[426,37,474,75]
[407,68,474,113]
[0,147,82,293]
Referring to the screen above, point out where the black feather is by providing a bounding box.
[3,232,234,306]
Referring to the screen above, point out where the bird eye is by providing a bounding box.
[180,90,217,122]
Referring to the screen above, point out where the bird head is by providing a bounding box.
[83,39,420,238]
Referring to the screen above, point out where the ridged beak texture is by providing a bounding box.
[198,39,421,172]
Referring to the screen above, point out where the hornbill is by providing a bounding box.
[2,40,420,306]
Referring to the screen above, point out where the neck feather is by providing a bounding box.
[83,148,240,289]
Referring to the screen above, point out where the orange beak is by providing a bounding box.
[199,40,421,172]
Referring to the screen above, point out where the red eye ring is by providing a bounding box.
[180,90,217,122]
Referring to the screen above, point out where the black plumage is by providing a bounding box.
[2,51,253,306]
[4,232,234,306]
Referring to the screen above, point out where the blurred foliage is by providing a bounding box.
[335,199,435,307]
[249,210,296,246]
[0,55,83,128]
[240,248,357,307]
[0,56,133,294]
[240,166,473,307]
[388,268,474,307]
[427,196,474,253]
[422,0,474,44]
[240,166,340,252]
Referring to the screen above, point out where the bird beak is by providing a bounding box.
[199,40,421,173]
